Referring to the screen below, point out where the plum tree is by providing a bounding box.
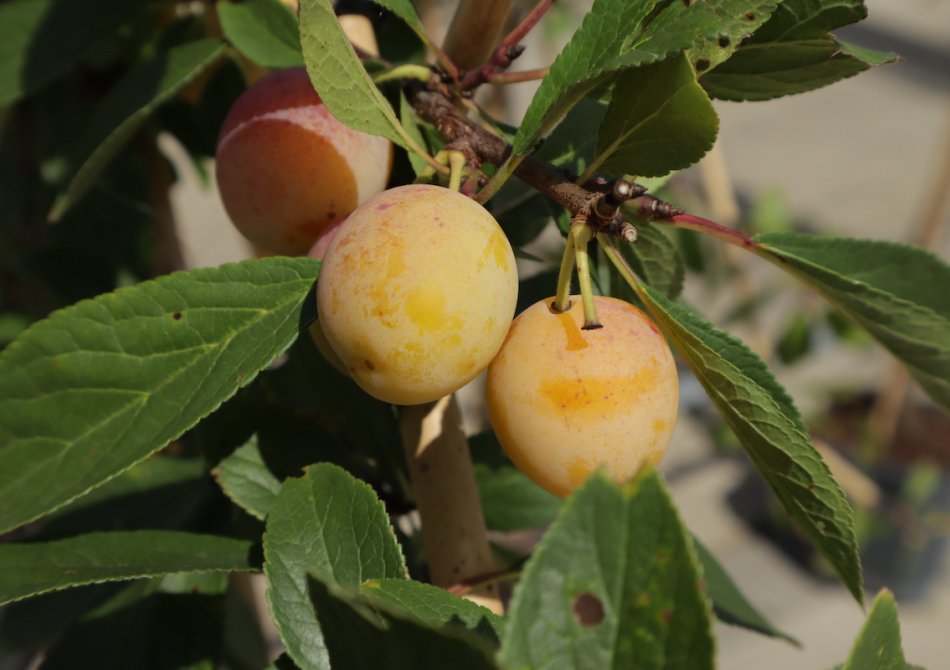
[317,184,518,405]
[486,295,679,498]
[215,67,392,255]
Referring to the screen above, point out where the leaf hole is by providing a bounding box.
[573,592,605,627]
[172,311,182,321]
[695,58,711,72]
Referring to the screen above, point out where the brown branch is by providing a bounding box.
[442,0,515,71]
[486,67,550,85]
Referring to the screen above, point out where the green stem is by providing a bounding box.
[552,237,576,313]
[475,155,522,205]
[447,151,466,192]
[372,64,432,84]
[572,222,601,329]
[597,232,642,299]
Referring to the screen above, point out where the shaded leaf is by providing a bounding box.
[693,536,797,644]
[218,0,303,68]
[399,91,430,177]
[0,0,139,105]
[264,463,406,670]
[632,284,863,603]
[0,257,319,535]
[617,218,685,300]
[754,233,950,412]
[360,578,505,644]
[475,463,561,532]
[0,531,257,606]
[501,471,714,670]
[213,435,281,521]
[702,0,897,101]
[298,0,414,149]
[592,53,718,178]
[310,577,498,669]
[840,590,906,670]
[369,0,424,35]
[49,38,226,221]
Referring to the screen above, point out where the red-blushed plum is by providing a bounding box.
[215,68,392,255]
[316,185,519,405]
[486,296,679,498]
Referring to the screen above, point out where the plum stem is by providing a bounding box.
[552,234,576,313]
[447,151,467,192]
[373,64,433,85]
[572,220,602,329]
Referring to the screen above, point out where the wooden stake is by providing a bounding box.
[442,0,514,71]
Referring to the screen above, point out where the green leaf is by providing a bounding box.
[0,0,139,105]
[298,0,415,149]
[218,0,303,68]
[360,578,505,644]
[49,38,226,221]
[501,471,714,670]
[399,91,430,177]
[0,257,319,535]
[511,0,694,159]
[264,463,406,670]
[754,233,950,412]
[840,590,906,670]
[213,435,281,521]
[693,536,797,644]
[591,53,718,179]
[475,463,562,532]
[0,531,257,606]
[631,284,863,604]
[369,0,424,35]
[617,219,685,299]
[309,576,499,669]
[702,0,898,101]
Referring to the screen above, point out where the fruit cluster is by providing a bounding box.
[216,68,679,497]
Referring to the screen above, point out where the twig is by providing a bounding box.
[485,67,550,85]
[458,0,556,89]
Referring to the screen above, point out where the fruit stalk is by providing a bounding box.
[399,395,503,613]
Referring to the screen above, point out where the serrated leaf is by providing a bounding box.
[631,284,863,603]
[475,464,562,532]
[511,0,696,159]
[590,53,718,179]
[693,536,797,644]
[298,0,414,149]
[754,233,950,412]
[213,435,281,521]
[360,578,505,644]
[264,463,406,670]
[840,590,906,670]
[618,219,685,299]
[218,0,303,68]
[309,576,499,669]
[702,0,898,101]
[0,0,138,105]
[501,471,714,670]
[0,531,257,606]
[49,38,226,221]
[0,257,319,535]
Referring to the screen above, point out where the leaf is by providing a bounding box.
[309,577,499,669]
[500,471,715,670]
[399,91,430,177]
[49,38,226,221]
[840,590,906,670]
[511,0,695,159]
[591,53,718,179]
[264,463,406,670]
[0,531,257,606]
[631,284,863,603]
[754,233,950,412]
[298,0,414,149]
[0,0,139,105]
[702,0,898,101]
[0,257,319,535]
[218,0,303,68]
[213,435,281,521]
[692,536,797,644]
[369,0,424,35]
[617,218,685,299]
[360,578,505,644]
[475,463,562,532]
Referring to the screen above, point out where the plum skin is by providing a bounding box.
[316,184,519,405]
[486,296,679,498]
[215,68,392,256]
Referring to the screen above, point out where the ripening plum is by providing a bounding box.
[215,67,392,255]
[317,184,518,405]
[486,296,678,498]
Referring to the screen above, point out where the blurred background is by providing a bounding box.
[167,1,950,666]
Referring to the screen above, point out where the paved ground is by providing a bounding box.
[168,0,950,666]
